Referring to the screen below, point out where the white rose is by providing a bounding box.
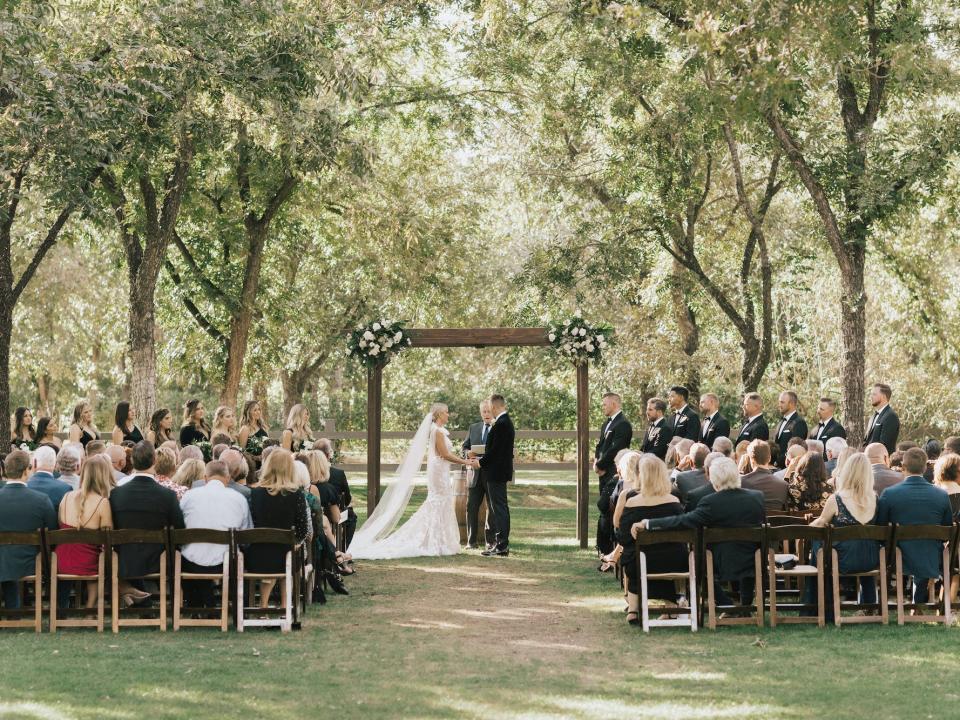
[369,346,380,356]
[385,339,393,348]
[359,339,367,348]
[394,332,402,342]
[586,343,595,352]
[363,330,375,341]
[579,328,587,336]
[406,337,412,345]
[548,333,556,342]
[372,322,381,331]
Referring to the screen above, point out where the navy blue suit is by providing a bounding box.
[0,483,57,608]
[26,471,72,512]
[876,475,953,602]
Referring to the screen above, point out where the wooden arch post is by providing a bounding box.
[365,328,591,548]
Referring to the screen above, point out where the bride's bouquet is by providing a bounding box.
[548,317,613,365]
[348,319,412,368]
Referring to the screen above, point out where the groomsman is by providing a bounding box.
[641,398,672,460]
[774,391,808,468]
[865,383,900,454]
[809,397,846,445]
[667,386,700,441]
[699,393,730,448]
[735,392,769,444]
[593,393,633,494]
[463,400,496,550]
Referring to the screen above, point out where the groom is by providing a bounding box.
[469,394,514,557]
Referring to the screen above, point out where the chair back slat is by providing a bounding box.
[0,530,44,545]
[829,524,891,542]
[702,526,764,543]
[47,528,109,546]
[765,525,828,542]
[893,523,954,542]
[768,515,809,527]
[235,528,295,545]
[169,528,233,546]
[635,528,697,547]
[109,528,167,545]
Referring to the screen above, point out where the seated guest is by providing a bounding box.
[107,445,128,486]
[147,408,175,447]
[775,444,807,484]
[933,453,960,515]
[889,451,905,473]
[615,453,686,625]
[597,449,634,566]
[27,446,72,511]
[86,440,106,456]
[945,436,960,456]
[865,442,902,494]
[298,451,340,523]
[247,449,309,608]
[876,447,953,607]
[0,450,57,608]
[34,416,62,450]
[683,451,726,511]
[897,441,918,452]
[673,443,709,505]
[633,457,766,607]
[805,439,824,457]
[68,401,99,448]
[57,455,148,607]
[316,438,356,547]
[786,451,831,513]
[55,445,83,490]
[924,439,941,483]
[159,440,180,463]
[220,449,253,499]
[740,439,788,511]
[825,436,848,477]
[211,442,230,461]
[179,399,210,448]
[667,438,694,473]
[179,445,204,464]
[178,459,252,608]
[153,447,183,498]
[734,440,750,467]
[809,452,880,612]
[109,442,185,584]
[111,401,144,446]
[10,407,36,447]
[712,436,733,458]
[170,457,205,496]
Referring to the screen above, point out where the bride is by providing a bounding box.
[349,403,469,559]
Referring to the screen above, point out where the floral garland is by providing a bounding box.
[348,319,411,368]
[547,317,613,365]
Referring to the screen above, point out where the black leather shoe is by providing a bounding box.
[480,549,497,557]
[496,549,509,556]
[327,573,350,595]
[312,586,327,604]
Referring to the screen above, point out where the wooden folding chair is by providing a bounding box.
[892,523,954,626]
[47,528,107,632]
[0,530,44,632]
[169,528,232,631]
[109,528,168,633]
[828,524,890,626]
[635,528,698,632]
[235,528,296,632]
[702,526,765,629]
[765,524,827,628]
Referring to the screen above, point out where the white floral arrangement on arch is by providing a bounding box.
[348,319,411,368]
[547,317,613,365]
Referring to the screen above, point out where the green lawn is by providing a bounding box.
[0,477,956,720]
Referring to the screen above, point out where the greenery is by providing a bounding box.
[0,476,956,719]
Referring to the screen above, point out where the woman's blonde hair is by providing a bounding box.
[77,455,113,514]
[834,446,857,478]
[155,446,177,477]
[637,454,672,496]
[285,404,312,442]
[297,450,330,484]
[171,458,205,489]
[835,452,876,515]
[293,460,311,490]
[259,448,300,495]
[212,406,235,433]
[430,403,448,422]
[934,453,960,487]
[616,451,640,483]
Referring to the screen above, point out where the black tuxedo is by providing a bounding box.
[463,420,495,548]
[670,405,700,442]
[478,412,515,551]
[735,415,769,444]
[641,418,672,459]
[773,412,808,468]
[865,405,900,454]
[109,474,185,578]
[700,412,730,449]
[809,417,846,444]
[594,412,633,489]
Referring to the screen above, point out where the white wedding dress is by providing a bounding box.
[349,415,461,560]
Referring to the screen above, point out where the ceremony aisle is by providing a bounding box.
[0,473,955,720]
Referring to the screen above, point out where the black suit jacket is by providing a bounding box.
[865,405,900,455]
[700,413,730,449]
[329,466,351,509]
[773,413,808,468]
[735,415,769,444]
[594,413,633,476]
[109,474,185,577]
[0,484,57,582]
[684,482,715,512]
[809,417,846,444]
[641,419,672,460]
[648,487,766,581]
[478,413,515,483]
[673,468,708,505]
[670,406,700,442]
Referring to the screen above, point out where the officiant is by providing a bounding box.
[462,399,496,550]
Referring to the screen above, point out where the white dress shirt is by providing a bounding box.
[777,410,796,438]
[180,480,253,567]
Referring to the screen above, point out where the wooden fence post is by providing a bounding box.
[366,364,383,516]
[576,362,589,549]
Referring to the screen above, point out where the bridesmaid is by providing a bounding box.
[281,404,313,453]
[35,416,62,450]
[237,400,269,453]
[10,407,36,448]
[178,398,210,448]
[68,402,99,448]
[111,401,144,446]
[147,408,175,447]
[211,406,238,442]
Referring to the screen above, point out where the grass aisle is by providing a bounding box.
[0,477,955,719]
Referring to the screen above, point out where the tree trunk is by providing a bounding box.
[670,258,700,395]
[0,303,13,453]
[128,276,159,421]
[281,370,308,417]
[839,248,867,445]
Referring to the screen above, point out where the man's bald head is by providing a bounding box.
[220,448,247,481]
[865,442,889,466]
[107,445,126,471]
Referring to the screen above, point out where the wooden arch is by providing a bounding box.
[366,327,591,548]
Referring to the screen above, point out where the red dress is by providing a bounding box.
[56,496,108,576]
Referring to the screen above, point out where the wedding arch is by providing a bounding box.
[363,327,593,548]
